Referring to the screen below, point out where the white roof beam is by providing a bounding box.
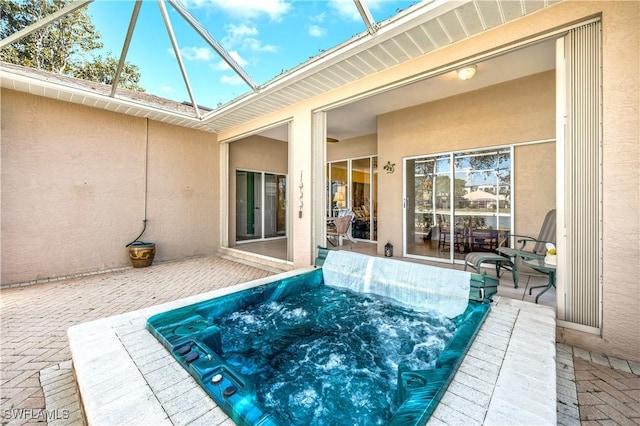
[157,0,201,119]
[353,0,378,35]
[167,0,258,91]
[110,1,142,97]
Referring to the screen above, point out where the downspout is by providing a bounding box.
[126,118,149,246]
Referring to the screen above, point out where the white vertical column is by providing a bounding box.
[312,111,328,256]
[288,112,314,267]
[219,141,229,248]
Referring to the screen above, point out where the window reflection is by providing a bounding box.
[406,148,511,261]
[326,156,378,242]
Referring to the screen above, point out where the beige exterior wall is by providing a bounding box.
[227,135,288,245]
[1,89,218,285]
[327,134,377,162]
[513,142,556,236]
[218,2,639,360]
[377,71,556,253]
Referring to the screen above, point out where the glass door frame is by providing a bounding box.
[235,168,287,244]
[326,155,378,242]
[402,146,514,264]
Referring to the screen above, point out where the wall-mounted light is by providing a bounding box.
[457,65,477,81]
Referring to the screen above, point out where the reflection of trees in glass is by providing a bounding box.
[413,160,434,211]
[456,153,497,170]
[413,166,464,210]
[435,176,466,198]
[411,148,512,240]
[456,150,511,203]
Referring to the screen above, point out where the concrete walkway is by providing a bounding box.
[1,255,638,425]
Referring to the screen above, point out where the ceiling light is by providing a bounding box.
[327,137,339,143]
[457,65,477,81]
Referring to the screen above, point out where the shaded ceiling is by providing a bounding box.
[259,38,556,142]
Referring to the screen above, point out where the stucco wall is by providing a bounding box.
[327,133,377,162]
[227,135,288,245]
[377,71,556,253]
[1,89,218,285]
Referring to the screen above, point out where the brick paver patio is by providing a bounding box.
[573,356,640,424]
[1,254,638,425]
[1,256,272,425]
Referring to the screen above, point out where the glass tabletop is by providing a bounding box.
[523,258,557,273]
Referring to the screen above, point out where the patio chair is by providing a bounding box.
[438,227,463,252]
[327,212,355,247]
[469,228,499,252]
[496,209,556,287]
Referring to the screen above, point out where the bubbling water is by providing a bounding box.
[214,285,456,425]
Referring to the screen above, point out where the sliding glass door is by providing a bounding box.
[326,156,377,242]
[236,170,286,242]
[404,147,511,262]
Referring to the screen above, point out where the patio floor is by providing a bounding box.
[1,253,638,425]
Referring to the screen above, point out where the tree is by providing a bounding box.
[0,0,144,91]
[74,54,143,91]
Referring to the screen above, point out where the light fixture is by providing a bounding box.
[457,65,477,81]
[327,137,339,143]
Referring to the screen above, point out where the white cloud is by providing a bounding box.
[229,50,248,66]
[309,12,326,24]
[308,24,325,38]
[220,74,245,85]
[365,0,385,10]
[180,46,214,61]
[223,23,259,48]
[187,0,291,21]
[328,0,360,21]
[212,51,249,71]
[223,23,278,53]
[159,85,174,93]
[243,38,278,53]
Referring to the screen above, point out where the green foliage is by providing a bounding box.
[0,0,144,91]
[74,54,144,91]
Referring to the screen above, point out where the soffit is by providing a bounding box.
[204,0,562,134]
[0,0,561,134]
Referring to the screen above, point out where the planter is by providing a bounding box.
[128,241,155,268]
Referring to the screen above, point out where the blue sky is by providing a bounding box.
[86,0,421,108]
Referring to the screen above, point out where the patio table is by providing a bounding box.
[524,258,556,303]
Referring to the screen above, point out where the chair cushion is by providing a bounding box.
[465,252,513,272]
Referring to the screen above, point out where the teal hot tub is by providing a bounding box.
[147,249,497,425]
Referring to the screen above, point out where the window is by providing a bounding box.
[236,170,286,242]
[405,147,512,262]
[326,156,378,242]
